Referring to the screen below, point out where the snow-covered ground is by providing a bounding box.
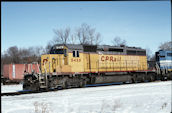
[1,81,172,113]
[1,84,23,93]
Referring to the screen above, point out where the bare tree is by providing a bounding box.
[53,27,70,45]
[146,48,152,61]
[7,46,21,63]
[159,41,172,50]
[30,46,44,63]
[25,46,45,63]
[34,46,45,57]
[112,36,127,46]
[51,24,102,46]
[2,45,45,65]
[150,55,156,61]
[19,48,32,63]
[95,32,101,45]
[1,52,11,75]
[76,23,102,45]
[76,24,89,45]
[45,41,54,54]
[70,34,77,44]
[88,27,95,45]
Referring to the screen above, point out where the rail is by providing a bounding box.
[1,91,41,96]
[1,80,164,97]
[1,89,59,96]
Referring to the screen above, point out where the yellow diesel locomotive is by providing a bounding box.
[23,44,157,91]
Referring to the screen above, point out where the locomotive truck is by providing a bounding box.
[23,44,172,91]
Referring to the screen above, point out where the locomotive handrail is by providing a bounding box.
[31,62,41,74]
[37,62,41,74]
[155,62,161,75]
[43,61,47,75]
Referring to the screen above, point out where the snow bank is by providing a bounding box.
[1,84,23,93]
[1,81,171,113]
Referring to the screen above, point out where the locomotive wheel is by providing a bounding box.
[132,78,136,83]
[149,76,153,82]
[65,81,71,89]
[160,75,166,81]
[79,81,83,88]
[151,75,155,81]
[167,72,172,80]
[141,76,145,83]
[132,75,137,83]
[170,73,172,80]
[79,80,86,88]
[128,79,133,84]
[61,83,66,89]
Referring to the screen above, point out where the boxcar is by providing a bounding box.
[2,63,40,84]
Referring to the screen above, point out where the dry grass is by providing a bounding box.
[112,99,122,112]
[33,101,52,113]
[100,99,122,113]
[161,102,167,110]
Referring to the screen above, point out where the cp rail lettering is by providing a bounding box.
[101,56,121,62]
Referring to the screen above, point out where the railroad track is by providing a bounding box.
[1,89,59,96]
[1,80,167,97]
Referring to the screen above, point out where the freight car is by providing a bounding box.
[2,63,40,84]
[23,44,172,91]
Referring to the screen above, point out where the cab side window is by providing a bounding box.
[73,50,79,57]
[77,51,79,57]
[73,51,75,57]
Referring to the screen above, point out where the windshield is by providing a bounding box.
[50,49,64,54]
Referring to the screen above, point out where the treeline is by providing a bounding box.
[1,46,46,75]
[1,46,45,64]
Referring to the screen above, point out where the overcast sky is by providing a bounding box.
[1,1,171,55]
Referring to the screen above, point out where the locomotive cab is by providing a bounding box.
[41,45,71,75]
[156,50,172,71]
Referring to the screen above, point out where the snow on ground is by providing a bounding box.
[1,81,172,113]
[1,84,23,93]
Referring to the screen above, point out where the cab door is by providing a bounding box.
[84,53,91,72]
[89,54,98,72]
